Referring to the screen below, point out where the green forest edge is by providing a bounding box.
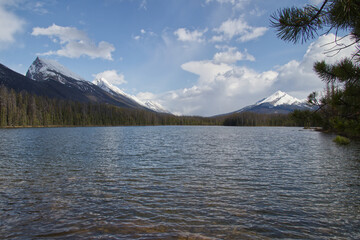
[270,0,360,142]
[0,85,314,129]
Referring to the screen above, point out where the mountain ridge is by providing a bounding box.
[0,58,146,110]
[93,77,170,114]
[218,90,311,116]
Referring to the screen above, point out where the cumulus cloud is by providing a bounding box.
[273,34,357,95]
[213,46,255,64]
[0,1,24,48]
[212,17,267,42]
[93,70,126,85]
[174,28,207,43]
[142,34,357,116]
[32,24,115,60]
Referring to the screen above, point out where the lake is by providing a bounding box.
[0,126,359,239]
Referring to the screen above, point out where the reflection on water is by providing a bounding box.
[0,126,359,239]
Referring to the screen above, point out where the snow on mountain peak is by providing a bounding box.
[256,90,303,106]
[93,77,126,96]
[93,76,170,114]
[27,57,85,83]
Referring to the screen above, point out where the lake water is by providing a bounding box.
[0,126,359,239]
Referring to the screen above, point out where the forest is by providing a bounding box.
[0,85,221,127]
[0,85,310,128]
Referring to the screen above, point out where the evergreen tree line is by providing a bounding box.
[222,111,319,127]
[0,85,316,128]
[0,85,219,127]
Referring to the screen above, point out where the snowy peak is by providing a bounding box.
[143,100,170,114]
[256,90,304,106]
[232,90,310,114]
[93,77,126,96]
[93,77,170,114]
[26,57,85,84]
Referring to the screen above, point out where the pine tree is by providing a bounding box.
[0,85,8,126]
[271,0,360,137]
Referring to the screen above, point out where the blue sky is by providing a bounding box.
[0,0,355,116]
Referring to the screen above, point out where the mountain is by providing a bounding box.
[0,62,77,98]
[93,77,170,114]
[233,90,311,114]
[23,57,146,109]
[27,57,86,84]
[142,100,170,114]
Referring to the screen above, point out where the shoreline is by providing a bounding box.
[1,125,320,129]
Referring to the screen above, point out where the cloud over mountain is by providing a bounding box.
[144,33,358,116]
[93,70,126,86]
[32,24,115,60]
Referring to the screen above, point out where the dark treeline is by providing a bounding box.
[0,85,315,128]
[221,111,315,127]
[288,109,322,128]
[223,112,292,126]
[0,85,221,127]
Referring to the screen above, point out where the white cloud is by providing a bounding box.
[273,34,357,94]
[174,28,207,43]
[181,60,232,84]
[136,91,157,101]
[93,70,126,85]
[32,24,115,60]
[212,17,267,42]
[142,48,274,115]
[142,34,357,116]
[150,63,278,116]
[0,1,24,48]
[213,46,255,64]
[205,0,248,9]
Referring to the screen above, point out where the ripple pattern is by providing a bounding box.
[0,126,360,239]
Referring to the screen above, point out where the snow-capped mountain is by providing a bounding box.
[93,77,170,114]
[0,62,63,97]
[235,90,311,114]
[255,90,304,106]
[24,57,146,109]
[26,57,95,92]
[142,100,170,114]
[27,57,85,83]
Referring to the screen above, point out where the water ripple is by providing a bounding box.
[0,126,359,239]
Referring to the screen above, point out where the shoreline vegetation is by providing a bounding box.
[0,85,316,129]
[1,85,357,143]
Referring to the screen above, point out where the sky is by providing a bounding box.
[0,0,356,116]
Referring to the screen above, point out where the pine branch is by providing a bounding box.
[314,61,337,83]
[270,0,329,43]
